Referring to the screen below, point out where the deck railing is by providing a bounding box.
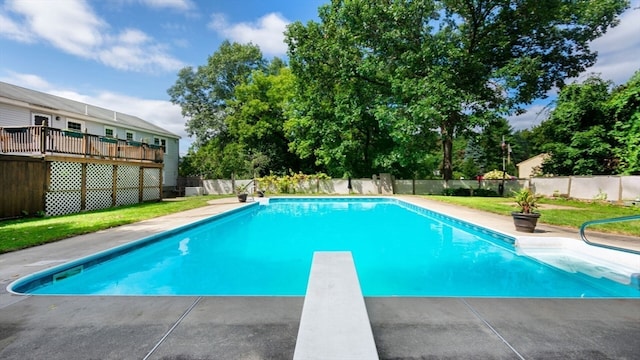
[0,126,164,162]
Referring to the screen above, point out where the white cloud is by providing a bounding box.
[1,72,51,89]
[140,0,194,11]
[508,104,552,131]
[1,0,184,73]
[97,29,183,72]
[0,11,34,42]
[512,4,640,130]
[208,12,290,56]
[8,0,105,57]
[587,4,640,85]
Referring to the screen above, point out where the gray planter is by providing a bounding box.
[511,212,541,233]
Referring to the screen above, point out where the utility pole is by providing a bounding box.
[499,135,506,196]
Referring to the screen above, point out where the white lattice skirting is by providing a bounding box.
[45,161,161,216]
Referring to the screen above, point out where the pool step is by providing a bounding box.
[293,251,379,360]
[516,236,640,287]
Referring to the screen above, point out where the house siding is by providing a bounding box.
[517,154,547,178]
[163,138,178,187]
[0,104,30,126]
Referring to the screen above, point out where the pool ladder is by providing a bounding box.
[579,215,640,255]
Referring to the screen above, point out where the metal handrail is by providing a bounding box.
[579,215,640,255]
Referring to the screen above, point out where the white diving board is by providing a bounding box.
[293,251,379,360]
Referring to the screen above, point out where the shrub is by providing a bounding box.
[256,171,330,194]
[442,188,499,197]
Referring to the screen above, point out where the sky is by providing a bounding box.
[1,0,639,155]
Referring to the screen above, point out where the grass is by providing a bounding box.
[0,195,232,253]
[427,195,640,236]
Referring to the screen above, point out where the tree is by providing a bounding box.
[285,0,629,180]
[226,66,308,175]
[537,76,617,175]
[168,41,266,147]
[474,118,514,174]
[285,1,440,178]
[608,70,640,174]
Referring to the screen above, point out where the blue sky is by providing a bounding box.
[1,0,639,154]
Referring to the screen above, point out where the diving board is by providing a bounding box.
[293,251,379,360]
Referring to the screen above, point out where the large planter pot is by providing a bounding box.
[237,193,248,202]
[511,212,541,233]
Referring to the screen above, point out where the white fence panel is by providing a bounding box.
[394,180,413,194]
[531,177,571,197]
[570,176,620,201]
[621,176,640,200]
[202,179,233,194]
[194,175,638,200]
[354,179,381,194]
[415,180,448,194]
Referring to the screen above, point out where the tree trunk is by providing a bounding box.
[441,125,454,181]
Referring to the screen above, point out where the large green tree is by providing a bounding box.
[608,70,640,174]
[225,66,309,175]
[285,0,628,180]
[285,1,439,178]
[537,76,617,175]
[168,41,266,148]
[169,42,302,178]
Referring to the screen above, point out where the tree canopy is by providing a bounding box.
[534,71,640,175]
[169,42,306,178]
[285,0,629,179]
[168,41,266,148]
[169,1,632,180]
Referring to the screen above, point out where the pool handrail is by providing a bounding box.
[579,215,640,255]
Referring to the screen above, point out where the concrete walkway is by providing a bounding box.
[1,196,638,359]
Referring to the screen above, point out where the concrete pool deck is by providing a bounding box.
[0,196,638,359]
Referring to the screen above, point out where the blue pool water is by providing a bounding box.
[10,198,640,297]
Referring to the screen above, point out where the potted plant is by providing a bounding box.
[236,185,248,202]
[511,188,541,232]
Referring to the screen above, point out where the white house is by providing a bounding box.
[0,81,180,189]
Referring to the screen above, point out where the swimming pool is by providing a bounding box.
[9,197,640,297]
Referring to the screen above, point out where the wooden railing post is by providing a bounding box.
[40,126,46,154]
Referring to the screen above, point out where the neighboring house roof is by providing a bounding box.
[516,153,548,167]
[0,81,180,139]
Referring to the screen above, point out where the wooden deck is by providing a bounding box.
[0,126,164,163]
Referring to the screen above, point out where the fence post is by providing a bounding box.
[81,163,87,210]
[112,165,118,207]
[618,176,623,202]
[159,167,163,200]
[139,167,144,202]
[231,173,236,194]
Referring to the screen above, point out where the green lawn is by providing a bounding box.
[427,195,640,236]
[0,195,231,253]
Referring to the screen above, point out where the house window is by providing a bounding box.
[32,113,51,126]
[153,137,167,153]
[67,120,84,132]
[126,131,135,141]
[104,126,116,138]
